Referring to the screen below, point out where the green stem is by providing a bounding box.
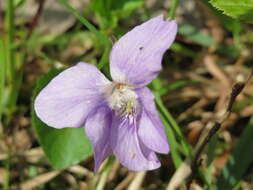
[2,2,16,189]
[0,39,6,118]
[6,0,15,82]
[155,93,191,157]
[3,158,10,190]
[152,79,191,157]
[96,157,114,190]
[98,44,110,70]
[169,0,180,19]
[161,115,182,168]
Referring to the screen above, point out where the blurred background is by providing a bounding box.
[0,0,253,189]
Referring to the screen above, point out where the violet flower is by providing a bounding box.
[34,15,177,172]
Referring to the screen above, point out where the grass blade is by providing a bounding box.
[216,117,253,189]
[161,115,182,168]
[58,0,109,46]
[5,0,15,82]
[0,39,6,119]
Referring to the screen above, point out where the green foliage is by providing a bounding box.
[216,117,253,189]
[91,0,144,29]
[201,0,242,35]
[32,69,92,169]
[159,80,196,96]
[151,79,192,168]
[58,0,109,46]
[1,0,25,120]
[201,0,243,49]
[209,0,253,23]
[0,39,6,118]
[178,24,214,47]
[14,0,26,8]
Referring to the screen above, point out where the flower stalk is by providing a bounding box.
[169,0,180,19]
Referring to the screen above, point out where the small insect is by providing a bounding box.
[131,152,136,159]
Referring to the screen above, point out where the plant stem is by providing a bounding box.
[169,0,180,19]
[155,93,191,157]
[161,114,182,168]
[0,39,6,118]
[152,79,191,157]
[6,0,15,82]
[3,158,10,190]
[3,2,16,189]
[96,157,114,190]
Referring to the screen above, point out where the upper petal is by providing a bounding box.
[34,62,111,128]
[110,15,177,86]
[110,115,160,172]
[85,106,112,172]
[136,87,169,154]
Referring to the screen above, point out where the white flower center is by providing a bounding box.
[105,83,138,116]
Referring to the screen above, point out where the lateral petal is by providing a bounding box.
[35,62,111,128]
[136,87,169,154]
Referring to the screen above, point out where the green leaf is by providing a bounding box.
[14,0,26,8]
[216,117,253,189]
[209,0,253,23]
[91,0,143,29]
[31,69,92,169]
[178,24,214,47]
[200,0,242,34]
[112,0,144,17]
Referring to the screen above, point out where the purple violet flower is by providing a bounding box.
[34,15,177,172]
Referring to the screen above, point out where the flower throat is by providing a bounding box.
[106,83,138,116]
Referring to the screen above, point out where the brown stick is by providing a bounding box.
[190,68,253,181]
[26,0,46,39]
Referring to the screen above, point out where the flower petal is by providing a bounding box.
[110,115,160,171]
[136,87,169,154]
[35,62,111,128]
[85,106,112,172]
[110,15,177,86]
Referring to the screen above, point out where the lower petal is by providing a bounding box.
[110,116,160,172]
[85,106,112,172]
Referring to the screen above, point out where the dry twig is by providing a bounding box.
[12,171,60,190]
[127,172,146,190]
[115,172,136,190]
[167,68,253,190]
